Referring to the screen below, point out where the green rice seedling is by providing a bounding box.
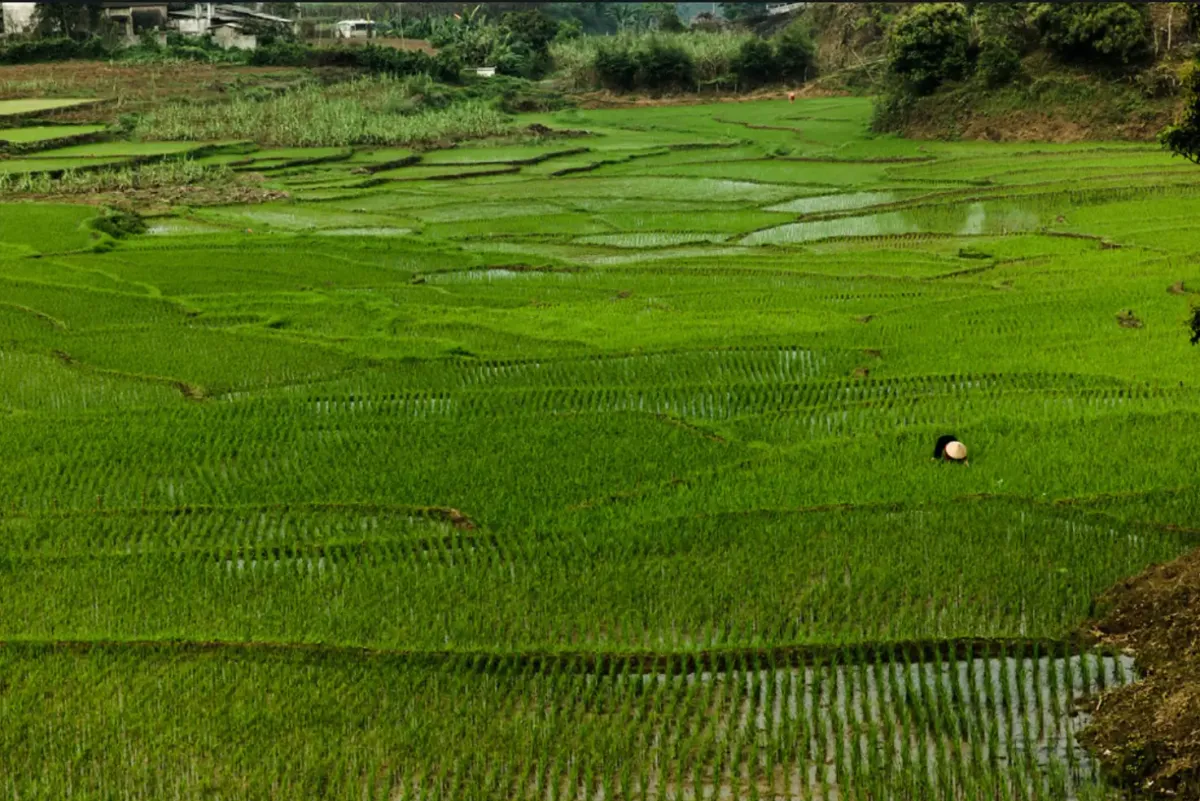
[135,77,515,147]
[0,97,100,117]
[0,123,107,145]
[0,158,237,196]
[1,96,1195,800]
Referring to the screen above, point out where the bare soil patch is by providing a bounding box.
[7,179,288,214]
[1082,546,1200,798]
[903,105,1177,144]
[1116,310,1144,329]
[308,37,437,54]
[572,83,846,110]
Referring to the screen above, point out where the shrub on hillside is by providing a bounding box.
[733,37,776,88]
[885,3,972,96]
[773,21,816,83]
[502,10,560,55]
[499,10,560,79]
[656,7,685,33]
[977,39,1021,87]
[248,40,310,66]
[249,42,462,82]
[637,38,694,90]
[555,31,750,92]
[595,43,639,90]
[0,36,110,63]
[595,38,695,92]
[1161,64,1200,163]
[565,30,816,95]
[1031,3,1150,65]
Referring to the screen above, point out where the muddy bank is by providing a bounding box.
[1082,546,1200,798]
[902,106,1176,144]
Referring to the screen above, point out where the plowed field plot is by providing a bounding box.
[3,97,1199,800]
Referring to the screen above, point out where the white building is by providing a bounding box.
[765,3,807,16]
[334,19,375,39]
[169,3,294,38]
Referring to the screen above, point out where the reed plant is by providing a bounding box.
[134,76,514,146]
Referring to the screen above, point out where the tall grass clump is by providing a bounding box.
[133,76,513,147]
[552,31,754,92]
[0,159,234,195]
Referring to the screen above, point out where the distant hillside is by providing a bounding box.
[859,2,1193,142]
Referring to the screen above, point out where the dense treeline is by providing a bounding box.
[0,4,817,93]
[873,2,1195,132]
[575,22,814,93]
[6,2,1200,120]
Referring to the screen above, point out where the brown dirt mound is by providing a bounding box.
[1082,546,1200,799]
[572,83,845,110]
[900,87,1181,144]
[1117,310,1145,329]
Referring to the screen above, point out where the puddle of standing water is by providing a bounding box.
[573,652,1134,801]
[765,191,902,215]
[311,227,413,237]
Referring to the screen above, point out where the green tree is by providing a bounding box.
[1162,64,1200,164]
[773,19,816,83]
[546,2,616,35]
[733,37,776,88]
[595,42,638,90]
[502,9,559,52]
[499,9,559,77]
[1030,2,1150,64]
[720,3,769,22]
[886,3,972,97]
[646,3,685,32]
[971,2,1028,88]
[607,4,644,32]
[32,2,102,39]
[636,36,694,90]
[976,38,1020,87]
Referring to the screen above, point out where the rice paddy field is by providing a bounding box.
[3,96,1200,800]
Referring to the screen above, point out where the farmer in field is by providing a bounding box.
[933,434,969,465]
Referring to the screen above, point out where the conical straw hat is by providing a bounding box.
[944,441,967,461]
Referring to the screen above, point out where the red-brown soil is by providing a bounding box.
[1082,546,1200,799]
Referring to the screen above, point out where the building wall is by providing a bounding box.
[174,16,211,35]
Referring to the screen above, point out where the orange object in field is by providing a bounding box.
[788,91,795,103]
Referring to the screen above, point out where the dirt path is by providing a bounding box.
[1082,546,1200,798]
[571,83,848,110]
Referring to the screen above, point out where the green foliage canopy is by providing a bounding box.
[1030,2,1150,65]
[1161,64,1200,165]
[885,3,972,97]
